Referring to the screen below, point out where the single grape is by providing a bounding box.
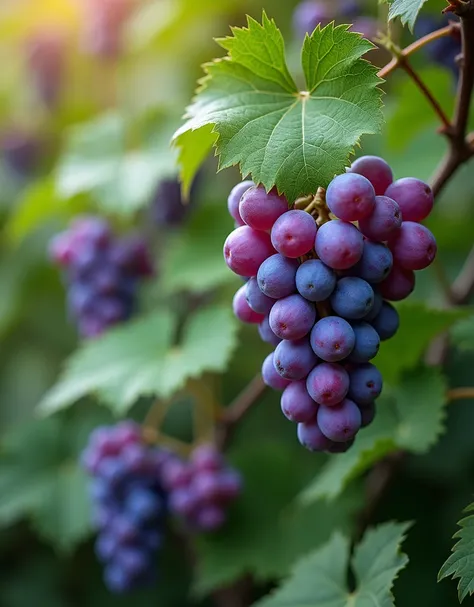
[239,185,288,231]
[271,210,317,258]
[262,353,292,391]
[192,470,223,503]
[315,220,364,270]
[348,363,383,405]
[269,294,317,340]
[352,240,393,283]
[385,178,434,222]
[223,226,275,277]
[126,488,161,523]
[246,277,274,314]
[95,533,118,562]
[317,399,362,442]
[306,362,349,406]
[326,173,376,221]
[228,180,254,225]
[388,222,437,271]
[310,316,355,362]
[330,277,375,320]
[359,401,376,428]
[379,264,415,301]
[274,338,318,380]
[296,259,337,302]
[363,288,383,322]
[348,322,380,363]
[297,418,334,452]
[258,316,281,346]
[233,286,266,324]
[358,196,402,242]
[371,301,400,340]
[191,444,223,472]
[257,254,298,299]
[281,381,318,423]
[349,155,393,195]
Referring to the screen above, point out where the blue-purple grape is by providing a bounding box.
[348,322,380,363]
[297,418,334,452]
[246,277,274,314]
[258,316,281,346]
[281,380,318,423]
[330,277,375,320]
[310,317,355,362]
[257,254,298,299]
[269,294,317,341]
[352,240,393,283]
[262,353,291,391]
[274,338,318,380]
[228,180,254,225]
[358,195,402,242]
[315,220,364,270]
[296,259,337,302]
[326,173,376,221]
[317,399,362,442]
[370,302,400,340]
[348,363,383,405]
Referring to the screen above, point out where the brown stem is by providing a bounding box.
[378,24,459,79]
[448,387,474,402]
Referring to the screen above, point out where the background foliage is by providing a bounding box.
[1,0,474,605]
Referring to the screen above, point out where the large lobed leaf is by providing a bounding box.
[173,14,383,201]
[382,0,430,31]
[300,366,447,503]
[38,306,239,416]
[254,522,410,607]
[439,501,474,602]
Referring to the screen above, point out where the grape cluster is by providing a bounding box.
[224,156,437,453]
[160,444,242,532]
[81,422,167,593]
[293,0,377,40]
[49,216,153,338]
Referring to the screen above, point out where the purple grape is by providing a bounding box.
[262,353,292,391]
[258,316,281,346]
[191,445,223,472]
[388,222,437,271]
[269,294,317,340]
[349,155,393,196]
[246,277,274,314]
[379,265,415,301]
[296,259,337,302]
[274,338,318,380]
[306,363,349,406]
[348,363,383,405]
[257,254,298,299]
[317,399,362,442]
[239,185,288,231]
[330,277,374,320]
[326,173,376,221]
[297,418,334,452]
[223,226,275,277]
[348,322,380,363]
[281,381,318,423]
[359,401,376,428]
[371,302,400,340]
[363,288,383,322]
[228,180,254,225]
[385,178,434,223]
[358,195,402,242]
[271,210,317,258]
[310,317,355,362]
[352,240,393,283]
[95,533,118,562]
[315,220,364,270]
[233,285,265,324]
[293,1,331,38]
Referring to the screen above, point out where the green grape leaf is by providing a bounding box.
[451,315,474,352]
[300,367,447,503]
[193,441,361,596]
[439,501,474,602]
[376,302,471,384]
[254,521,410,607]
[57,112,176,216]
[383,0,430,31]
[173,15,383,201]
[38,306,238,416]
[161,203,237,294]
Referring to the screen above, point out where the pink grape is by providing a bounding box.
[262,353,292,391]
[271,210,317,258]
[358,196,402,242]
[379,264,415,301]
[227,180,254,226]
[269,294,317,340]
[233,286,265,324]
[306,363,349,406]
[239,185,288,231]
[281,381,318,423]
[385,178,433,222]
[223,226,274,277]
[350,155,393,195]
[326,173,376,221]
[315,220,364,270]
[388,222,437,270]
